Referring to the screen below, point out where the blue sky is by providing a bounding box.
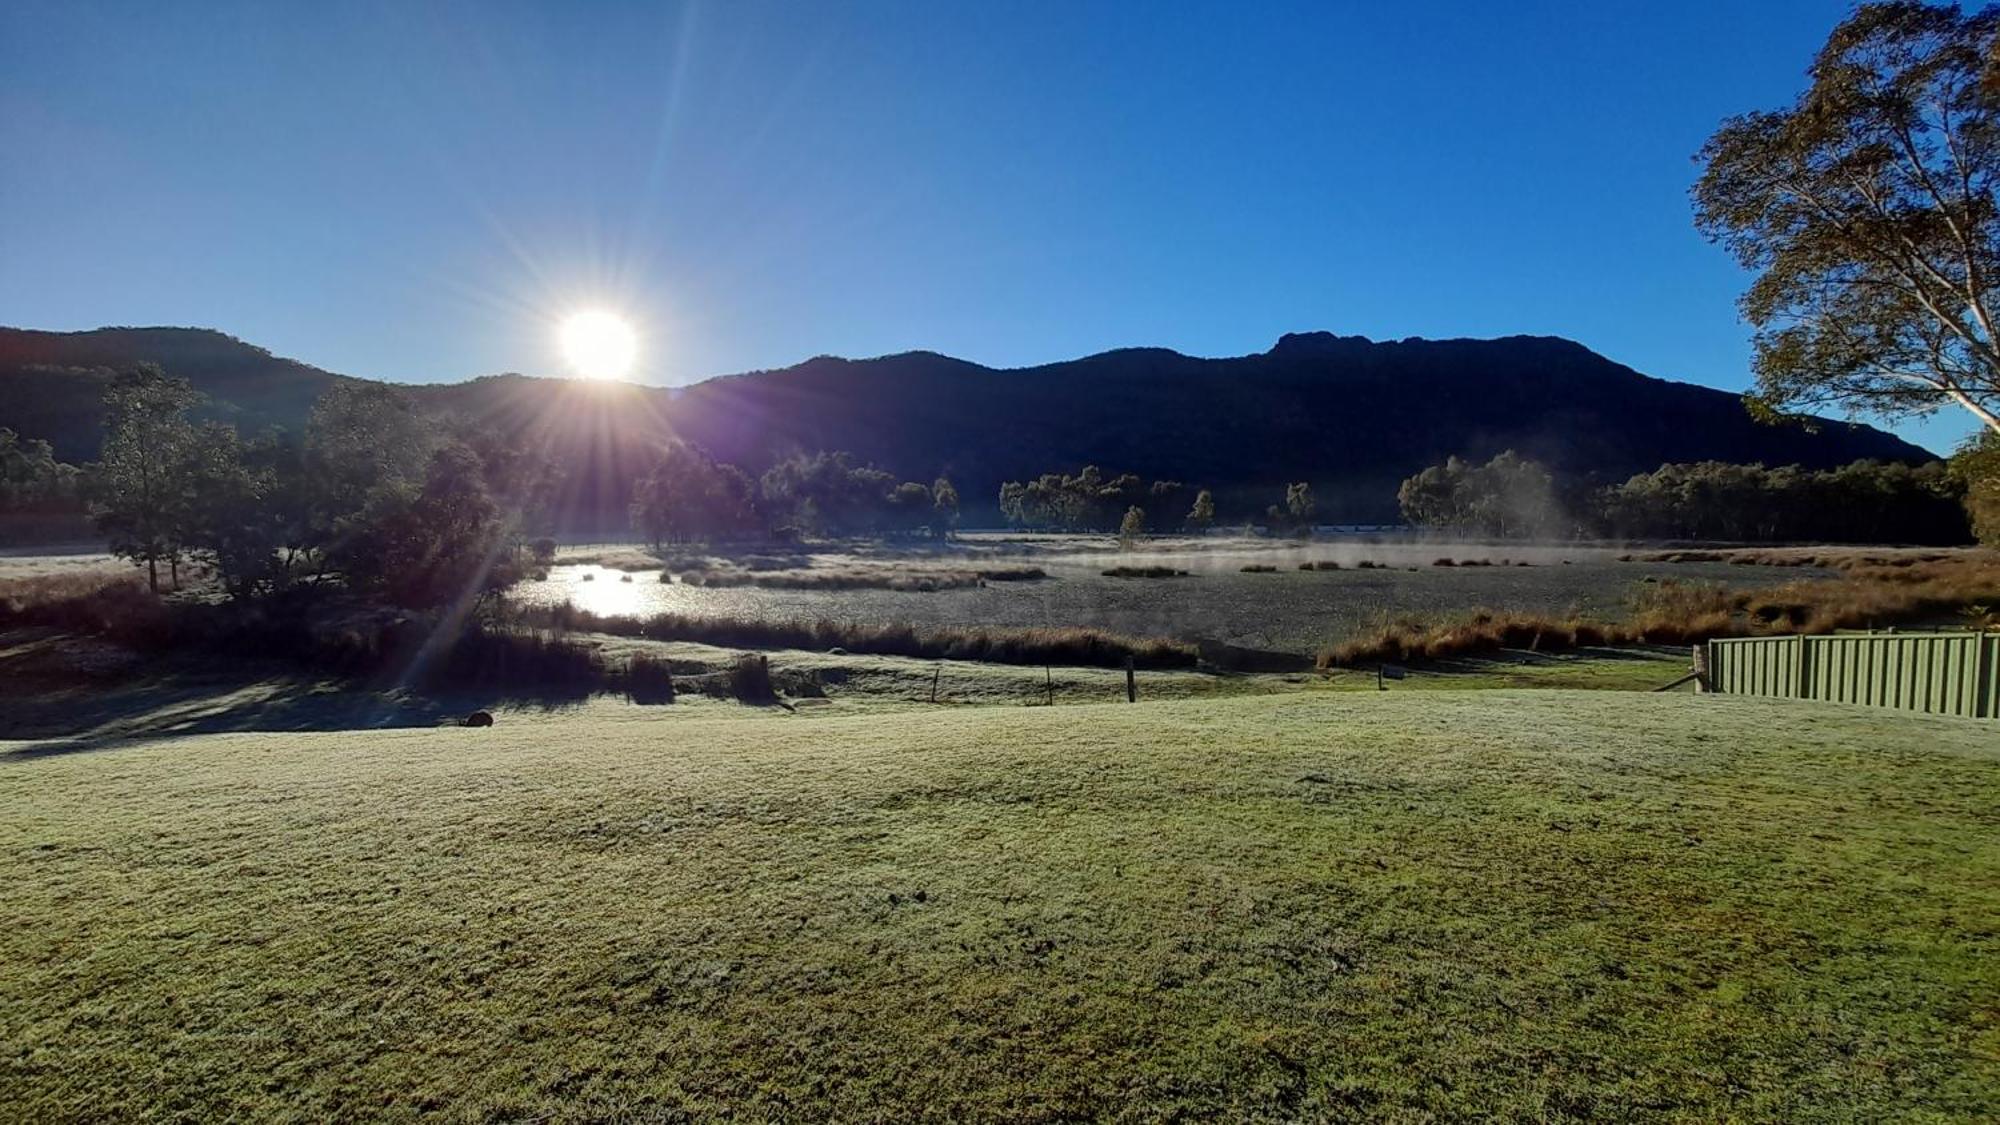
[0,0,1976,453]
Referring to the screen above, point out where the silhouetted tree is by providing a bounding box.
[1285,482,1316,528]
[1118,505,1146,547]
[0,427,78,513]
[1187,489,1215,531]
[87,364,199,592]
[631,442,755,546]
[340,442,517,609]
[931,476,960,537]
[1695,3,2000,435]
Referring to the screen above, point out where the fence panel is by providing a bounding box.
[1706,633,1997,718]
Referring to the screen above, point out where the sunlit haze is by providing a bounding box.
[557,310,638,380]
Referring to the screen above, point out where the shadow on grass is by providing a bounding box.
[1,671,593,762]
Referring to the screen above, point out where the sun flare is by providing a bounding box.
[558,310,638,380]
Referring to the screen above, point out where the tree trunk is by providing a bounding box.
[170,556,180,589]
[147,556,158,593]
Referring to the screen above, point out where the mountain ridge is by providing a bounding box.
[0,324,1936,528]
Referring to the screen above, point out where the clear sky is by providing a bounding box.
[0,0,1976,454]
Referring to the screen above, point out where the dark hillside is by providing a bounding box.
[0,326,1933,527]
[0,327,355,459]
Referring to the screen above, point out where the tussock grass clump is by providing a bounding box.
[1239,564,1279,573]
[727,653,777,704]
[1101,566,1188,578]
[976,566,1047,582]
[423,628,603,693]
[511,603,1199,669]
[623,652,675,704]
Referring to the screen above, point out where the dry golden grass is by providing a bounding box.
[1320,554,2000,668]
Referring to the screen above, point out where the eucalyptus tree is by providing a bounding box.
[1695,3,2000,435]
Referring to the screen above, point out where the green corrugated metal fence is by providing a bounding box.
[1706,632,1999,718]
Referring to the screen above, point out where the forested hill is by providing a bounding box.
[0,327,357,459]
[0,325,1934,525]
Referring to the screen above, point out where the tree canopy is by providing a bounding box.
[1695,2,2000,434]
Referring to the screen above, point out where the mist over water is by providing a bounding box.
[508,535,1803,657]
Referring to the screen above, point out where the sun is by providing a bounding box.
[558,310,638,380]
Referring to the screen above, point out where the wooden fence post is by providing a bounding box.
[1692,643,1709,693]
[930,665,941,704]
[1125,656,1136,703]
[1794,633,1809,700]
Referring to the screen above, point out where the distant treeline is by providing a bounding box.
[629,446,958,545]
[33,367,963,605]
[996,466,1325,536]
[1399,451,1984,545]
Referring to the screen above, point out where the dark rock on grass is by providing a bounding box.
[462,711,494,728]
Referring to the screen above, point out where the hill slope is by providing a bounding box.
[0,326,1933,525]
[0,327,356,458]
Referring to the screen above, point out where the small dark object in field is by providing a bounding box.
[828,646,847,655]
[1102,565,1187,578]
[1432,558,1456,567]
[1298,772,1332,784]
[1240,564,1278,573]
[914,889,927,903]
[658,571,673,582]
[1355,560,1384,569]
[462,711,494,727]
[1516,561,1532,567]
[1299,560,1342,571]
[580,572,595,582]
[620,574,633,583]
[888,892,901,906]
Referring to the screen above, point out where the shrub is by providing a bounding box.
[1101,566,1187,578]
[729,653,777,704]
[624,652,675,704]
[1240,564,1279,573]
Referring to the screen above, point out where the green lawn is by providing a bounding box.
[2,692,1995,1120]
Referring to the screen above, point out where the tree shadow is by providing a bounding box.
[1,672,593,762]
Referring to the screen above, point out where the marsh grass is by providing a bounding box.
[679,564,1045,592]
[1321,554,2000,667]
[512,603,1199,669]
